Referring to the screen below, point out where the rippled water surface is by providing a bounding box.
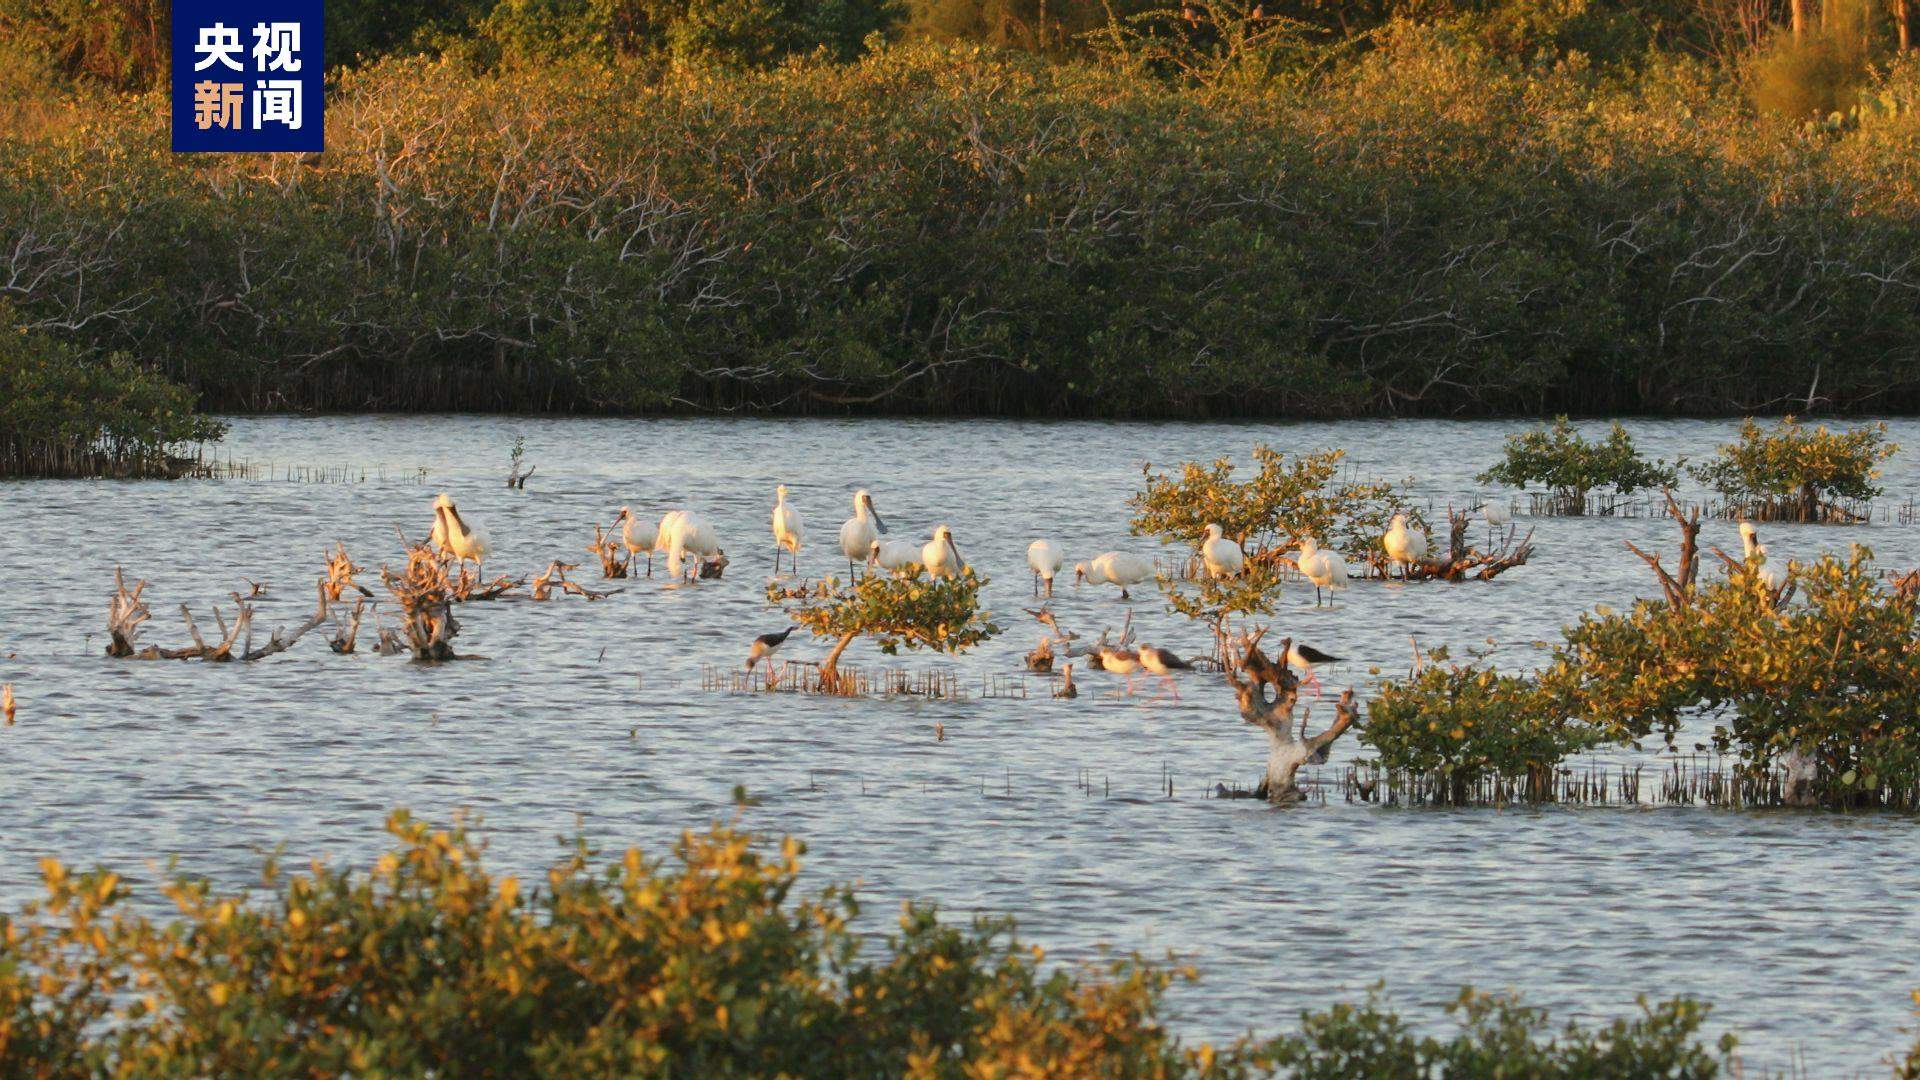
[3,415,1919,1073]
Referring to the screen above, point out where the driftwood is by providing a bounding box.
[106,568,331,662]
[531,560,616,601]
[587,525,629,579]
[1222,630,1359,804]
[329,598,368,654]
[1400,509,1535,582]
[1624,491,1701,607]
[506,462,536,489]
[322,542,375,602]
[382,545,461,661]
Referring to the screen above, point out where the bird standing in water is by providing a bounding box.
[1137,644,1193,698]
[1201,524,1246,579]
[771,486,804,574]
[1286,642,1341,698]
[1384,514,1427,579]
[1027,539,1063,597]
[746,626,797,686]
[1296,537,1348,607]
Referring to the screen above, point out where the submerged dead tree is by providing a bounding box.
[1223,632,1359,804]
[105,568,330,661]
[382,545,461,661]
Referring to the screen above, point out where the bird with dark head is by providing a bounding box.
[746,626,797,672]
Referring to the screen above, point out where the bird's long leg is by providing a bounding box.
[1032,571,1039,597]
[1119,587,1131,601]
[1301,668,1324,699]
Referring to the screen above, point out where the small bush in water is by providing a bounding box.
[1478,416,1678,514]
[1361,658,1605,802]
[1690,416,1897,522]
[768,566,999,686]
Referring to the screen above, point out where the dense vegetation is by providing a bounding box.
[0,307,225,477]
[0,810,1749,1074]
[769,567,999,687]
[2,0,1918,419]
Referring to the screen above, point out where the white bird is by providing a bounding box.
[869,538,921,574]
[1383,513,1428,579]
[1075,552,1156,600]
[430,494,491,577]
[1742,523,1786,592]
[838,489,887,577]
[922,524,965,579]
[1484,501,1511,546]
[613,506,659,576]
[1201,523,1246,579]
[771,485,804,574]
[1296,537,1348,606]
[658,509,720,580]
[1027,539,1064,597]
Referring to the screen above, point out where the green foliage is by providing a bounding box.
[0,811,1245,1074]
[1084,0,1323,88]
[1129,445,1422,618]
[1547,545,1920,806]
[476,0,902,67]
[769,567,1000,674]
[5,30,1920,418]
[1362,661,1604,800]
[1478,417,1678,513]
[1265,989,1735,1077]
[1691,416,1898,521]
[0,812,1742,1074]
[0,309,225,478]
[0,0,167,89]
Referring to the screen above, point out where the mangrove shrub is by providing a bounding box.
[1361,660,1605,803]
[768,567,999,688]
[1478,417,1679,514]
[0,312,224,478]
[1691,416,1898,522]
[1548,546,1920,806]
[0,811,1744,1075]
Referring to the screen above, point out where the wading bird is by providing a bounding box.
[771,485,804,573]
[922,525,965,579]
[1287,641,1341,698]
[1027,539,1063,597]
[1075,551,1155,600]
[1384,513,1427,579]
[869,538,920,574]
[1483,500,1512,547]
[1201,523,1245,579]
[431,494,491,577]
[1740,522,1786,592]
[1137,643,1193,698]
[838,490,886,577]
[614,507,659,576]
[1296,537,1348,607]
[1093,644,1145,692]
[658,510,720,581]
[746,625,796,678]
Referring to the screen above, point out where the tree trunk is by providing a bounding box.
[1792,0,1808,39]
[1898,0,1913,51]
[818,632,857,692]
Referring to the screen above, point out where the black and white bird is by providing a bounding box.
[746,626,797,672]
[1137,644,1194,698]
[1287,642,1341,697]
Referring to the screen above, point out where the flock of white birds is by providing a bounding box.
[417,487,1563,692]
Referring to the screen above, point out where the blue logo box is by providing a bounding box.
[171,0,324,152]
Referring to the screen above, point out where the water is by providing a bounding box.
[1,414,1917,1074]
